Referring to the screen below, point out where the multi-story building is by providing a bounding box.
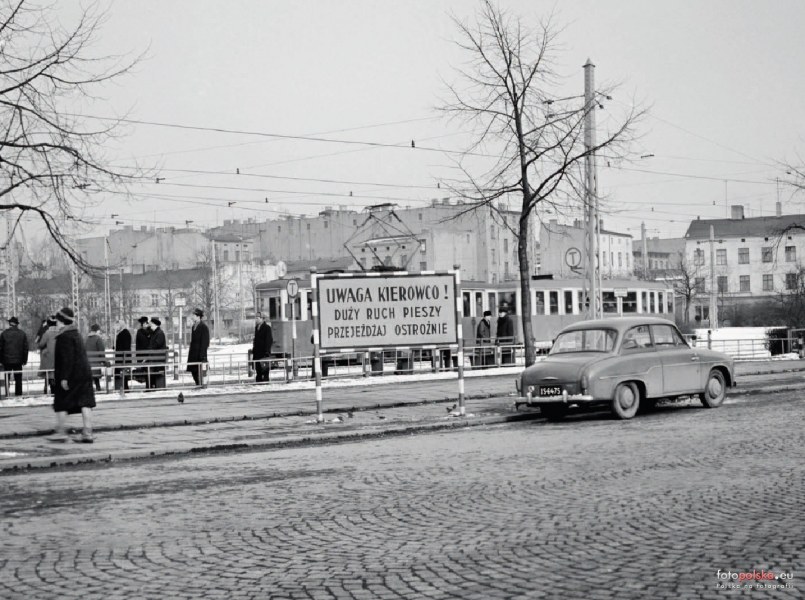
[539,219,634,279]
[683,208,805,322]
[632,237,686,279]
[211,199,538,283]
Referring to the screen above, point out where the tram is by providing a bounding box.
[255,275,676,359]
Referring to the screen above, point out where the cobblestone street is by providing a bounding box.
[1,390,802,599]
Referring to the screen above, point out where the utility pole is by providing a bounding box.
[71,260,80,331]
[5,216,17,317]
[709,225,718,329]
[583,59,600,318]
[104,238,111,334]
[211,239,220,342]
[642,221,649,279]
[238,235,244,342]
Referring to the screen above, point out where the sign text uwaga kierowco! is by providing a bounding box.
[317,274,458,349]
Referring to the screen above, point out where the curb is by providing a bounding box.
[0,412,539,473]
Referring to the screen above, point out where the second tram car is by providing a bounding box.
[255,276,676,360]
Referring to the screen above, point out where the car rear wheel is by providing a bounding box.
[700,369,726,408]
[540,404,568,421]
[611,382,640,420]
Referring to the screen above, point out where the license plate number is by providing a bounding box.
[539,386,562,397]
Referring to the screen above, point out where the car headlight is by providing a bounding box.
[580,372,589,394]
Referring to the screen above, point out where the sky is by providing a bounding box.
[40,0,805,243]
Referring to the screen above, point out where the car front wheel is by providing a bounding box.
[611,382,640,420]
[700,369,726,408]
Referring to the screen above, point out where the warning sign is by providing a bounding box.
[316,273,458,349]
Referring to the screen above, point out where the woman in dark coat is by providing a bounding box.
[50,307,96,443]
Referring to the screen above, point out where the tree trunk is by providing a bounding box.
[518,212,536,366]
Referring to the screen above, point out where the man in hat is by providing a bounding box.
[134,316,151,385]
[114,319,132,391]
[252,311,273,382]
[475,310,494,368]
[496,305,515,365]
[85,324,108,392]
[0,316,29,396]
[147,317,167,389]
[50,307,95,443]
[186,308,210,386]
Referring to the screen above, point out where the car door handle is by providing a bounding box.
[690,356,700,361]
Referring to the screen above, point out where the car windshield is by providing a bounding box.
[550,328,617,354]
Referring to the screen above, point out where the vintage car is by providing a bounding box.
[515,317,736,420]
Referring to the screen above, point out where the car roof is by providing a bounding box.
[560,316,677,334]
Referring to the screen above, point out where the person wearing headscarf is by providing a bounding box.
[49,307,95,443]
[0,316,29,396]
[186,308,210,386]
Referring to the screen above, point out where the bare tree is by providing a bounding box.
[670,252,704,325]
[0,1,146,271]
[443,1,643,365]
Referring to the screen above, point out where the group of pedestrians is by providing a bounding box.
[474,305,515,367]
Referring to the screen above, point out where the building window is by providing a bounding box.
[151,294,159,306]
[419,261,427,271]
[306,223,310,230]
[418,213,422,221]
[738,248,749,264]
[324,221,329,229]
[762,247,773,263]
[786,273,799,290]
[694,277,705,293]
[739,275,750,292]
[717,276,728,293]
[503,238,508,253]
[694,248,705,266]
[603,252,607,266]
[491,248,496,264]
[223,250,229,261]
[786,246,796,262]
[762,274,774,291]
[618,252,622,268]
[235,251,240,262]
[716,249,727,265]
[278,226,281,233]
[504,261,510,277]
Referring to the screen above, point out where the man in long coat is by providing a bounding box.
[475,310,494,368]
[134,316,151,385]
[147,317,167,389]
[0,316,29,396]
[114,320,132,391]
[50,307,96,443]
[186,308,210,386]
[252,311,273,382]
[496,305,516,365]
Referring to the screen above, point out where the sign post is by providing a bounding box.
[175,296,186,381]
[287,278,299,380]
[315,270,460,417]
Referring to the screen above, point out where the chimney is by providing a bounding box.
[776,201,782,217]
[731,205,744,219]
[573,219,581,228]
[431,198,438,207]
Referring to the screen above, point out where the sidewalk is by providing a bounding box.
[1,360,804,472]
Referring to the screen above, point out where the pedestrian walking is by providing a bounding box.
[114,319,132,391]
[37,316,57,394]
[186,308,210,386]
[475,310,494,368]
[0,316,29,396]
[252,312,273,382]
[85,324,108,392]
[496,305,515,365]
[147,317,167,389]
[49,307,96,443]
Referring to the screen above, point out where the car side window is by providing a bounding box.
[621,325,654,352]
[652,324,682,348]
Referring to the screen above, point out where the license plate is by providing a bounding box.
[539,386,562,397]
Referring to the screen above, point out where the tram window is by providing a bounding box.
[534,291,545,315]
[292,296,302,319]
[649,293,655,314]
[268,297,280,320]
[462,292,471,317]
[577,292,586,314]
[602,291,617,313]
[622,292,637,313]
[549,291,559,315]
[498,291,516,314]
[564,291,574,315]
[487,292,497,315]
[658,292,665,313]
[641,291,648,313]
[306,294,313,320]
[474,292,483,317]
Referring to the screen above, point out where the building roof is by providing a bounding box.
[17,267,208,295]
[684,214,805,239]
